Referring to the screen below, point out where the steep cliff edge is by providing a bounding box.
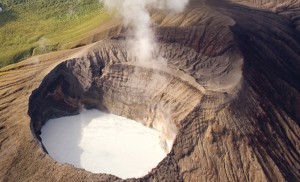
[0,0,299,181]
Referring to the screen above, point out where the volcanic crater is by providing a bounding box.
[28,45,194,178]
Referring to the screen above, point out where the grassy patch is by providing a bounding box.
[0,0,109,67]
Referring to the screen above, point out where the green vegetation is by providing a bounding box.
[0,0,110,67]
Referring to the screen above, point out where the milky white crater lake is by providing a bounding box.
[40,109,167,179]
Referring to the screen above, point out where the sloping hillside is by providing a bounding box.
[0,0,110,67]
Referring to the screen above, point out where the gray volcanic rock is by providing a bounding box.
[1,0,300,181]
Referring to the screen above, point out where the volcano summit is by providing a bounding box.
[0,0,299,181]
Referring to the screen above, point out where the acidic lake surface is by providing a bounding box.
[40,109,167,179]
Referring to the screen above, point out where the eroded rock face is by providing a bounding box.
[0,0,299,181]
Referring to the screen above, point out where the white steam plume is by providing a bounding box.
[101,0,189,63]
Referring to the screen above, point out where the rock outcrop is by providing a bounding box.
[0,0,299,181]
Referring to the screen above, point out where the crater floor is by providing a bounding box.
[41,109,167,179]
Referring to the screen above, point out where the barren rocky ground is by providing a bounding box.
[0,0,299,181]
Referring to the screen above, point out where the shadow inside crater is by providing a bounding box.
[40,111,90,168]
